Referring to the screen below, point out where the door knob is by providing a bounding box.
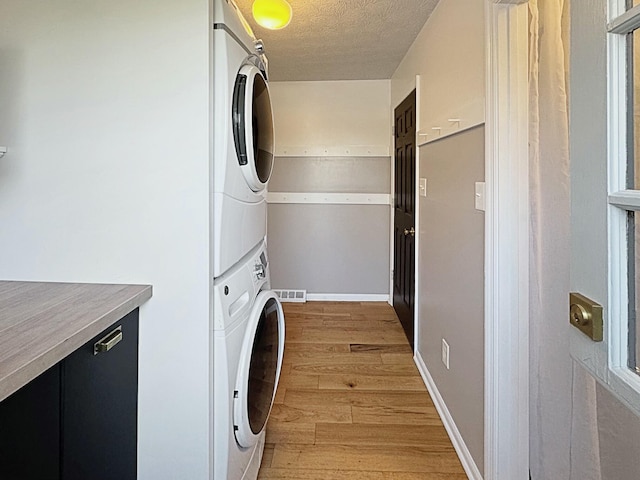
[403,227,415,236]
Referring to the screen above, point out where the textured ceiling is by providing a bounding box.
[233,0,440,81]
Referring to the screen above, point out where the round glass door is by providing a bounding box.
[234,291,285,448]
[232,63,275,192]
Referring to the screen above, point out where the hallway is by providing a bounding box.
[258,302,467,479]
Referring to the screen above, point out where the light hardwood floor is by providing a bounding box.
[258,301,467,479]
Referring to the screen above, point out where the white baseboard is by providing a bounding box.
[414,351,483,480]
[305,293,390,302]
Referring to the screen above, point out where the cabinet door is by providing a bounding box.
[0,364,61,480]
[61,309,138,480]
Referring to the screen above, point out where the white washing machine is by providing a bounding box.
[212,0,275,278]
[212,239,285,479]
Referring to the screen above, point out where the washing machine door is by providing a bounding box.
[232,63,275,192]
[234,290,285,448]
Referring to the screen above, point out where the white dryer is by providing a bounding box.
[213,0,276,278]
[212,240,285,480]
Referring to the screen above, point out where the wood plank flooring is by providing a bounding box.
[258,302,467,479]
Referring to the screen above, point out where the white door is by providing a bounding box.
[570,0,640,477]
[571,0,640,411]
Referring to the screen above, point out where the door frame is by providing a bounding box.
[414,77,421,353]
[484,0,529,478]
[389,3,530,476]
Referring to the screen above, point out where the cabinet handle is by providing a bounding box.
[94,326,123,355]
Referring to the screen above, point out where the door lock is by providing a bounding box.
[403,227,415,237]
[569,292,603,341]
[570,303,590,326]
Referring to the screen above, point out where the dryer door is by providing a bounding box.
[232,63,275,192]
[234,290,285,448]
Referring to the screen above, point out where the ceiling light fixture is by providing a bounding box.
[252,0,292,30]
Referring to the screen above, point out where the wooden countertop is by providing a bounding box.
[0,281,152,402]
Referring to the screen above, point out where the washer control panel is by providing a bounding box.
[212,241,270,331]
[253,250,268,283]
[254,262,265,280]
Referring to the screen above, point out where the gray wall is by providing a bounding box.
[418,126,485,473]
[267,156,390,295]
[270,156,391,193]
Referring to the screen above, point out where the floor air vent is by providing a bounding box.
[274,289,307,303]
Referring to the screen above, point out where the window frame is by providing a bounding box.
[606,1,640,412]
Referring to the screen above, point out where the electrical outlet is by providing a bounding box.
[441,339,450,370]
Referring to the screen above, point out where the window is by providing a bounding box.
[605,0,640,409]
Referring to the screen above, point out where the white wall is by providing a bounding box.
[270,80,391,156]
[0,1,211,478]
[267,80,392,298]
[391,0,485,136]
[390,0,486,475]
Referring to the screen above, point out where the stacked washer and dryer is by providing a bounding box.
[212,1,285,478]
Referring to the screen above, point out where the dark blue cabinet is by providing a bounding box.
[0,309,139,480]
[0,363,61,479]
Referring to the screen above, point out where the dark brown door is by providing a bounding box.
[393,90,416,349]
